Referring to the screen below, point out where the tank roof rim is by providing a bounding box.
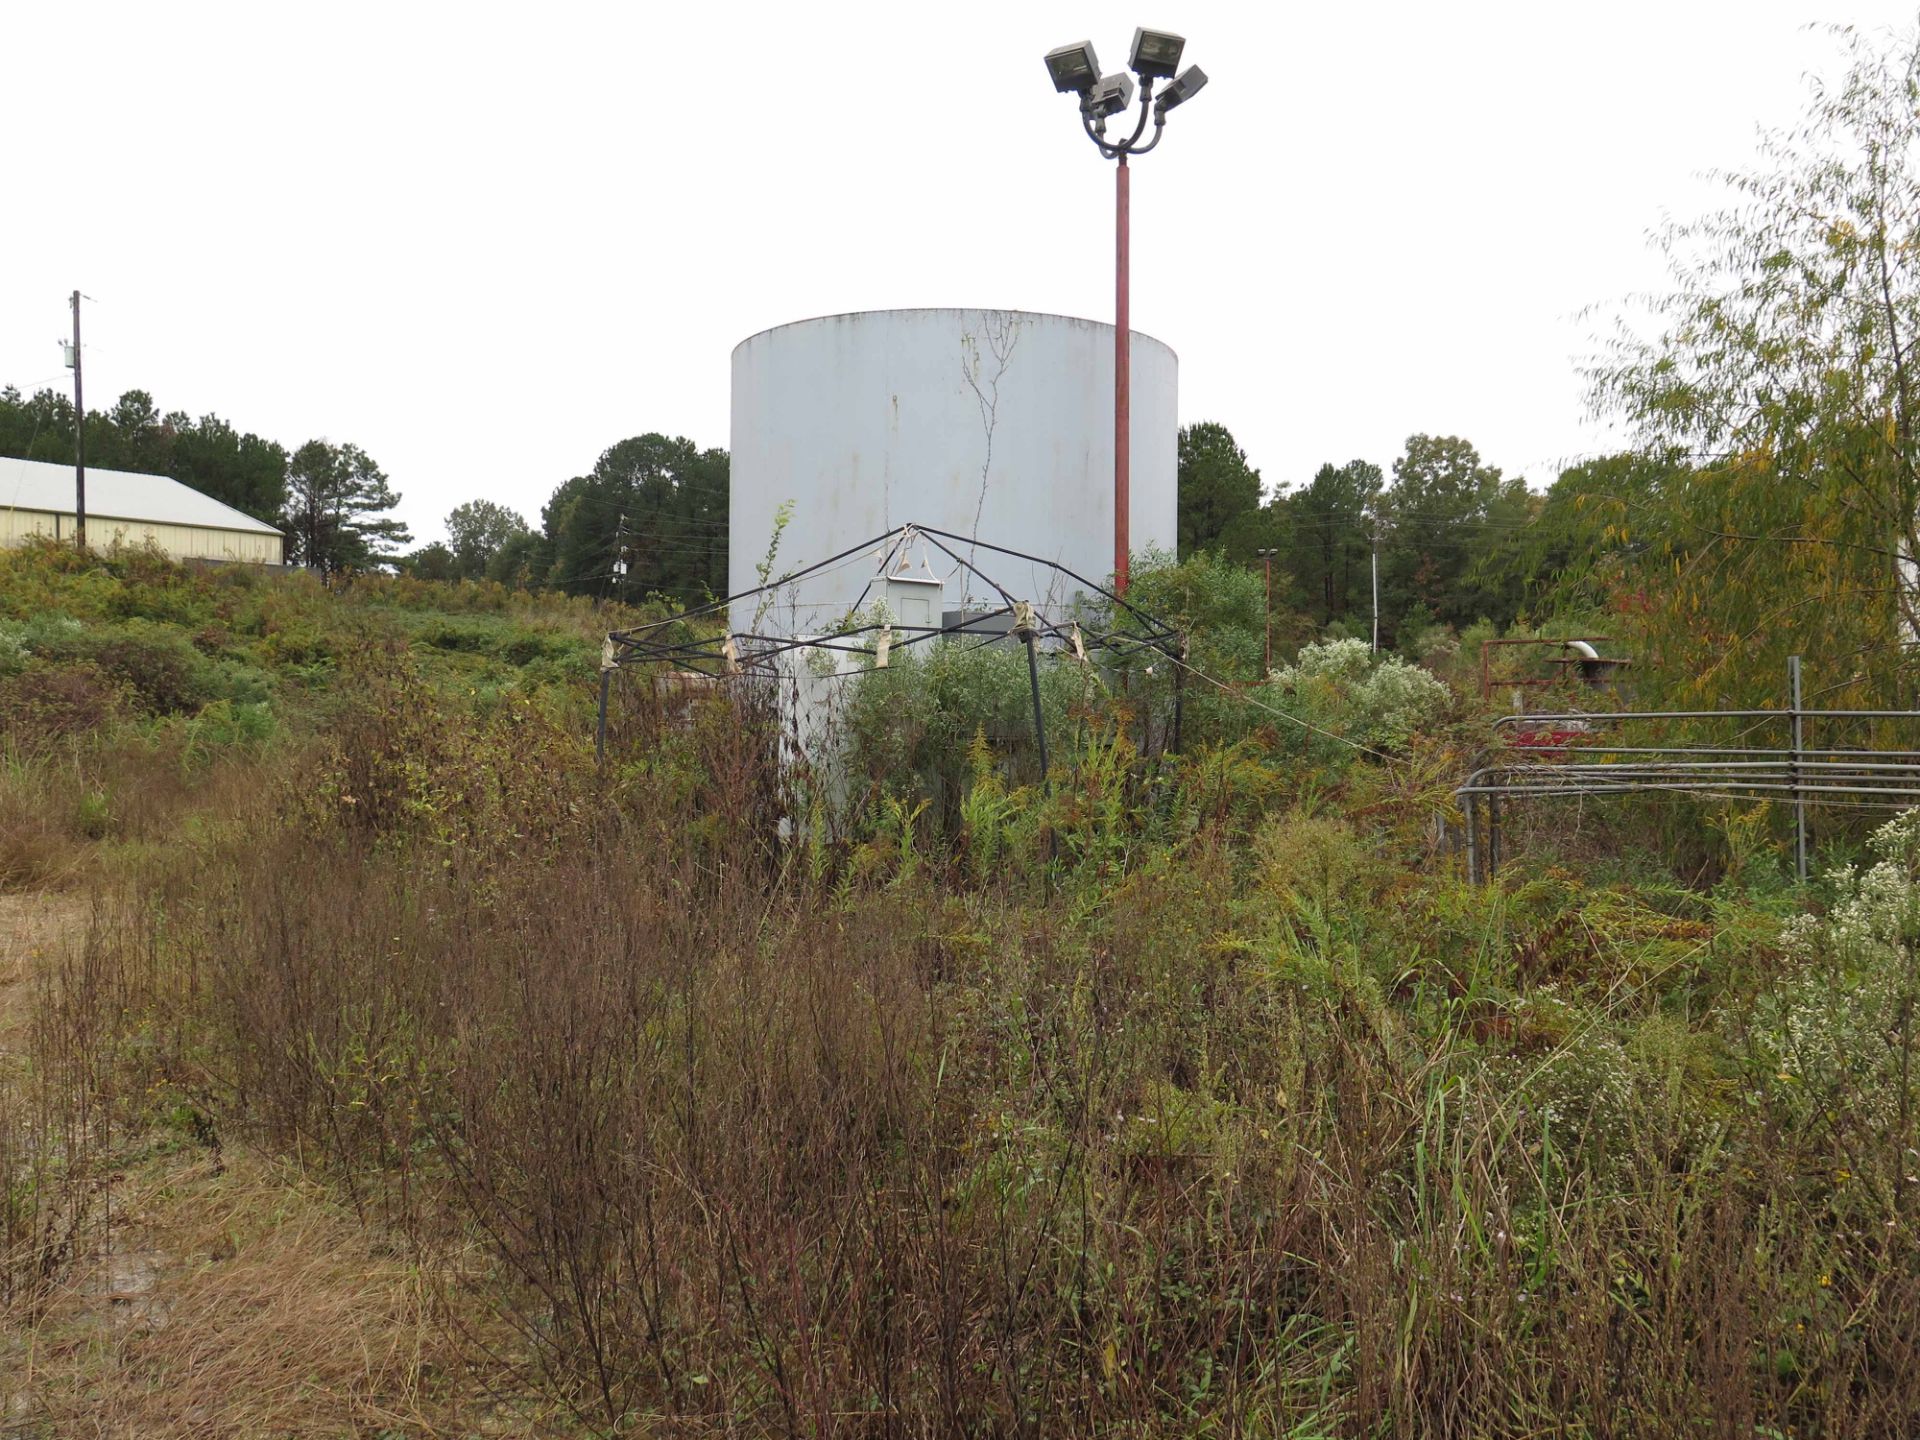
[730,307,1177,360]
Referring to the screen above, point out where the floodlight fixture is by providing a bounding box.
[1037,27,1208,597]
[1044,40,1101,96]
[1128,27,1185,79]
[1155,65,1208,115]
[1086,71,1136,121]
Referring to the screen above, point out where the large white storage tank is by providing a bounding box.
[729,308,1177,632]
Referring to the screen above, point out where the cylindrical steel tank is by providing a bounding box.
[729,308,1177,632]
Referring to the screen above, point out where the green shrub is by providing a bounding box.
[841,638,1099,811]
[180,699,277,763]
[0,660,132,744]
[206,656,274,705]
[102,559,213,625]
[419,618,495,653]
[15,612,87,655]
[0,538,120,620]
[9,614,225,717]
[73,790,112,840]
[88,625,222,714]
[1098,547,1284,747]
[500,630,579,667]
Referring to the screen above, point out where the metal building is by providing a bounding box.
[729,308,1177,631]
[0,456,285,565]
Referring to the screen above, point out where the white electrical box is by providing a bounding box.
[879,566,943,631]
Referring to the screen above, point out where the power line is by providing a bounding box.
[619,513,732,532]
[1152,646,1397,763]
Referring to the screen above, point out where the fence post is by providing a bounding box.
[597,636,615,769]
[1014,601,1057,884]
[1789,654,1808,884]
[1169,636,1186,755]
[1465,791,1480,885]
[1013,601,1050,792]
[596,667,611,768]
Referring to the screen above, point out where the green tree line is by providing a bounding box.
[0,372,1640,641]
[402,433,730,606]
[0,386,728,604]
[1177,421,1548,646]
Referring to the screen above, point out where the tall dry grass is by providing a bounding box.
[9,654,1919,1436]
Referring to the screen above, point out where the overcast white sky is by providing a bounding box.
[4,1,1916,545]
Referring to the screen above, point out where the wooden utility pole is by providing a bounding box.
[69,290,86,549]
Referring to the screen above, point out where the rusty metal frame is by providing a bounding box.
[1457,658,1920,884]
[1478,636,1625,702]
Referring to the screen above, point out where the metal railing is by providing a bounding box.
[1457,656,1920,884]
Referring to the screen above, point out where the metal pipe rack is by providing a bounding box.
[1458,657,1920,884]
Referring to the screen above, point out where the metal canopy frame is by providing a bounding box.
[594,522,1187,767]
[603,522,1180,677]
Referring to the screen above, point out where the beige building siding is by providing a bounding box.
[1,508,284,565]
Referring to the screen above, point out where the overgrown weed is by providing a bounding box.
[2,544,1917,1435]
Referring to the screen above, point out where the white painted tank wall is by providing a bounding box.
[729,309,1177,633]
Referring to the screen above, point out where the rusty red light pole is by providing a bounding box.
[1044,32,1207,597]
[1114,156,1130,594]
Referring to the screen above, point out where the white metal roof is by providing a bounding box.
[0,455,282,537]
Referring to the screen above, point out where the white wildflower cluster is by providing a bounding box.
[0,622,27,678]
[1869,805,1920,864]
[1489,1027,1640,1175]
[1764,805,1920,1131]
[1362,662,1454,740]
[1277,637,1374,684]
[1536,1034,1637,1152]
[2,613,85,676]
[1269,639,1450,747]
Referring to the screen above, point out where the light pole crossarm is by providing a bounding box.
[1115,78,1156,150]
[1125,117,1168,158]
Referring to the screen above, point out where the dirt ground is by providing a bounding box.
[0,891,542,1438]
[3,1152,537,1438]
